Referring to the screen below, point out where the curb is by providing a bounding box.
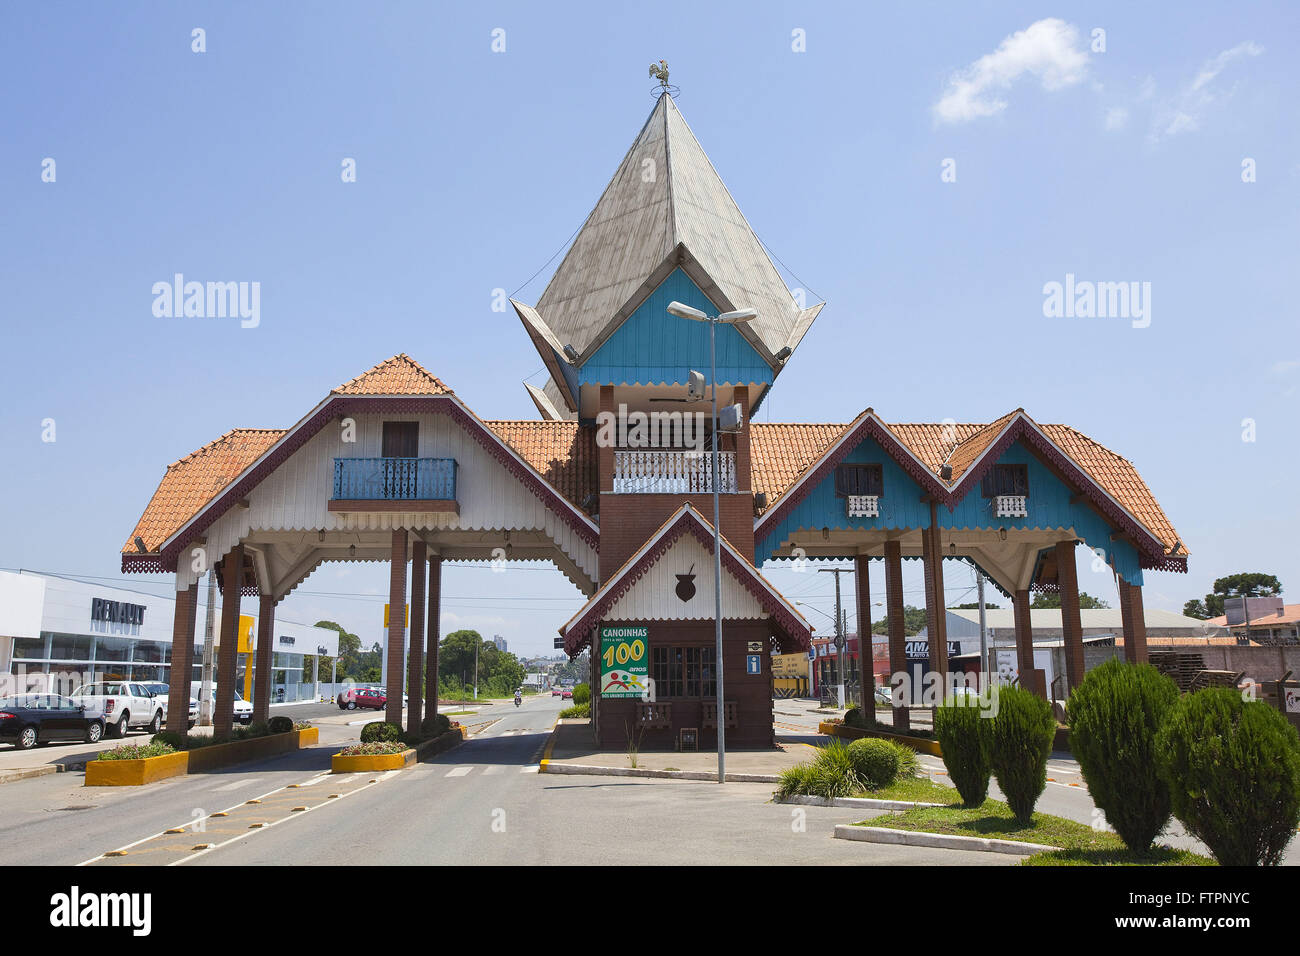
[775,794,946,811]
[0,766,59,785]
[833,824,1054,856]
[539,762,778,783]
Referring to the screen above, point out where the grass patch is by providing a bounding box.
[1022,846,1215,866]
[443,710,475,716]
[337,741,408,756]
[853,776,962,804]
[860,800,1140,852]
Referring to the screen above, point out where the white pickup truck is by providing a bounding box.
[69,681,166,738]
[190,682,254,724]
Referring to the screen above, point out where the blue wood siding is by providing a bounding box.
[578,269,774,388]
[756,438,1144,585]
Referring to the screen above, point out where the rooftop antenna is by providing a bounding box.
[648,59,678,98]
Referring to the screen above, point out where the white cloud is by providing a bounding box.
[1150,41,1263,141]
[933,18,1090,124]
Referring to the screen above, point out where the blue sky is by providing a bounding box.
[2,2,1296,656]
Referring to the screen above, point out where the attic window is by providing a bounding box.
[381,422,419,458]
[981,464,1029,498]
[834,463,883,498]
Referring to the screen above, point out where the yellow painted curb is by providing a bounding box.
[331,750,412,773]
[84,750,189,787]
[818,721,943,757]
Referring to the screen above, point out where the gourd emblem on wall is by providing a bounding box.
[675,564,696,602]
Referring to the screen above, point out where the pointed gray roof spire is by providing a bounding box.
[515,94,822,415]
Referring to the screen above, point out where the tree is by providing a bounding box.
[1199,573,1282,618]
[1031,592,1109,610]
[871,606,928,637]
[316,621,364,679]
[952,602,1001,610]
[1183,599,1209,620]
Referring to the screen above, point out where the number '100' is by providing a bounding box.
[603,640,645,667]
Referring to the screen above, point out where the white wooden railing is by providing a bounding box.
[993,494,1028,518]
[612,450,737,494]
[847,494,879,518]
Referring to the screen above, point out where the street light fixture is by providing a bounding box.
[666,299,756,785]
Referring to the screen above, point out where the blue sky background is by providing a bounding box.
[2,2,1296,656]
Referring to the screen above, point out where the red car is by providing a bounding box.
[551,689,562,697]
[337,687,387,710]
[562,690,573,700]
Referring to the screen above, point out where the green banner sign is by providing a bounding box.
[600,626,649,698]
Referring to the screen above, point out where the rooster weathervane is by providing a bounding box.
[648,59,677,98]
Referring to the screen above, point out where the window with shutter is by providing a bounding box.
[834,463,884,497]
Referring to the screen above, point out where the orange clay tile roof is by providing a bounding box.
[749,419,1185,557]
[483,421,598,515]
[1206,604,1300,628]
[331,353,452,396]
[122,428,287,554]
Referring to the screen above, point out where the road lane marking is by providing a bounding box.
[446,767,472,777]
[212,778,263,792]
[482,766,502,775]
[521,765,539,773]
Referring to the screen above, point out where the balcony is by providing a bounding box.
[993,494,1028,518]
[846,494,879,518]
[612,449,737,494]
[329,457,458,513]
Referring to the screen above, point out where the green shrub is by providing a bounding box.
[1156,688,1300,866]
[889,741,919,779]
[96,741,177,760]
[775,763,816,799]
[806,741,860,798]
[151,731,185,751]
[1066,659,1179,853]
[360,720,403,744]
[267,715,294,734]
[984,684,1055,825]
[843,707,873,729]
[934,696,992,806]
[571,683,591,706]
[337,741,407,756]
[846,738,900,790]
[559,702,591,718]
[421,713,452,738]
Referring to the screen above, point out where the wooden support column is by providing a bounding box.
[922,505,949,695]
[214,544,243,739]
[854,552,872,704]
[166,582,198,735]
[252,592,274,724]
[1013,588,1036,679]
[1119,578,1149,664]
[407,540,426,734]
[884,539,909,731]
[386,529,408,726]
[1057,540,1085,694]
[425,554,441,718]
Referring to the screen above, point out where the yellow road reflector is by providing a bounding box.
[191,844,213,851]
[245,799,261,804]
[328,794,341,799]
[211,812,229,817]
[103,850,127,857]
[249,823,264,829]
[165,828,185,834]
[291,806,308,812]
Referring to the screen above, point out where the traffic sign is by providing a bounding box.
[745,654,761,675]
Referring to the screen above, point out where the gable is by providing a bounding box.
[579,268,773,388]
[605,531,766,622]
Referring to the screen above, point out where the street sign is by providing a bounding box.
[746,641,763,653]
[745,654,761,675]
[599,625,648,698]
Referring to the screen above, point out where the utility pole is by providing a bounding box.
[819,567,853,708]
[473,640,479,701]
[976,572,988,693]
[199,570,217,726]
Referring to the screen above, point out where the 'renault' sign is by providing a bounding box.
[90,598,146,627]
[600,625,648,698]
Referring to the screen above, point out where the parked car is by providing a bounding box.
[189,682,254,724]
[0,695,106,748]
[561,689,573,700]
[551,688,562,697]
[337,687,386,711]
[69,681,165,738]
[139,681,199,729]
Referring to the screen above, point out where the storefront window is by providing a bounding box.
[650,645,717,699]
[11,637,47,660]
[94,635,133,662]
[49,634,92,660]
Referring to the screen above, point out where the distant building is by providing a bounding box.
[1206,602,1299,644]
[492,635,507,652]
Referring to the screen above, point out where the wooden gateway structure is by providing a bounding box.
[122,90,1189,747]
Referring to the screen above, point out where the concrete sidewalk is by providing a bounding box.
[541,720,816,780]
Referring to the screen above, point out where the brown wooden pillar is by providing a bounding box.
[1057,539,1085,694]
[922,505,949,697]
[407,539,426,734]
[252,592,274,723]
[1013,588,1035,677]
[884,539,909,731]
[425,554,441,718]
[214,544,243,739]
[854,552,873,705]
[386,529,408,726]
[1119,578,1149,664]
[166,582,198,735]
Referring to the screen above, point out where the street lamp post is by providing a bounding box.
[666,300,756,785]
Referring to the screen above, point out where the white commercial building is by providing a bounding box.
[0,570,336,701]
